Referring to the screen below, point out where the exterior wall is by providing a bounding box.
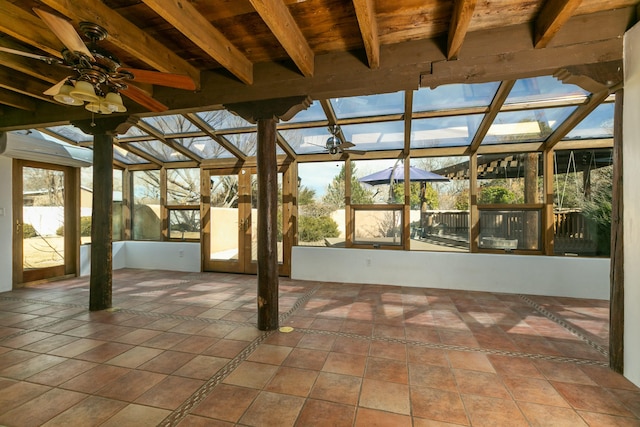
[623,21,640,387]
[0,156,12,293]
[292,247,610,300]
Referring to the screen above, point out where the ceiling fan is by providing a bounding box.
[0,8,196,114]
[322,125,365,157]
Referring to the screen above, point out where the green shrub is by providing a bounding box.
[56,224,64,236]
[23,223,38,238]
[299,215,339,242]
[80,216,92,237]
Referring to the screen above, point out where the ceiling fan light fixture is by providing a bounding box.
[53,84,83,106]
[85,98,112,114]
[104,92,126,113]
[70,80,99,103]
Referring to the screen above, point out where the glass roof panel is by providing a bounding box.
[129,140,190,162]
[413,82,499,112]
[411,114,484,149]
[196,110,255,130]
[330,92,404,119]
[505,76,588,105]
[118,125,149,139]
[45,125,93,143]
[114,146,149,164]
[279,127,331,154]
[483,106,577,145]
[564,102,614,140]
[342,121,405,151]
[285,100,327,123]
[141,114,199,135]
[224,132,257,157]
[175,136,236,159]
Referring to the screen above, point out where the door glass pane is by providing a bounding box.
[22,167,65,270]
[251,173,283,264]
[210,174,239,261]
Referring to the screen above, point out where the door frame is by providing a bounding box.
[12,159,79,287]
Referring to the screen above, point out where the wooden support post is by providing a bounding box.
[257,117,279,330]
[225,95,311,331]
[610,89,624,373]
[72,117,134,311]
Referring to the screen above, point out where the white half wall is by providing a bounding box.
[0,156,12,293]
[79,241,127,276]
[292,247,610,300]
[623,21,640,387]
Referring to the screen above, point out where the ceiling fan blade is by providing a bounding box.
[33,8,94,61]
[120,68,196,90]
[121,84,168,112]
[0,46,64,65]
[341,140,355,148]
[43,78,71,96]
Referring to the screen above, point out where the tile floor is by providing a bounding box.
[0,269,638,426]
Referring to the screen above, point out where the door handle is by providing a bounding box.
[16,220,21,234]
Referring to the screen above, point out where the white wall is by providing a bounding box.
[122,241,200,272]
[623,22,640,387]
[0,156,12,293]
[292,247,610,299]
[79,241,127,276]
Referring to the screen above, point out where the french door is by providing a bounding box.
[13,160,78,286]
[202,167,287,274]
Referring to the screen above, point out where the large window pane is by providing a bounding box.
[113,169,123,241]
[479,209,541,251]
[297,162,344,246]
[132,170,161,240]
[353,208,403,247]
[477,153,542,204]
[169,209,200,240]
[167,168,200,205]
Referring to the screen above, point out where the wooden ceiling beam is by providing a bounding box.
[352,0,380,69]
[0,39,69,84]
[534,0,583,49]
[447,0,477,60]
[141,0,251,85]
[0,87,37,111]
[0,66,58,103]
[0,0,64,58]
[276,132,297,159]
[467,80,516,154]
[248,0,314,77]
[544,90,610,150]
[39,0,200,89]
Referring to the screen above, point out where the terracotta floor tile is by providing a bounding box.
[577,411,640,426]
[462,394,529,427]
[142,331,190,349]
[552,381,635,417]
[407,346,449,367]
[453,369,511,399]
[580,365,640,390]
[502,375,570,407]
[0,331,53,349]
[340,320,373,336]
[224,325,263,341]
[264,366,318,397]
[283,347,328,370]
[191,383,259,422]
[60,364,131,394]
[138,350,196,374]
[295,399,355,427]
[0,381,50,414]
[309,372,362,406]
[115,328,163,345]
[197,323,240,339]
[409,363,457,391]
[41,396,127,427]
[48,338,105,358]
[332,336,370,355]
[609,388,640,418]
[96,369,167,402]
[21,334,79,353]
[99,403,171,427]
[0,353,66,380]
[105,346,164,368]
[369,341,407,360]
[354,407,412,427]
[0,388,87,427]
[177,414,235,426]
[365,356,408,384]
[170,335,219,354]
[247,344,293,365]
[74,342,133,363]
[359,378,411,414]
[0,349,37,372]
[26,358,97,386]
[410,385,469,425]
[239,391,305,427]
[135,375,204,410]
[518,402,588,426]
[487,354,543,378]
[412,418,466,427]
[447,350,495,373]
[202,338,248,358]
[297,333,336,351]
[223,361,278,389]
[174,355,229,380]
[322,351,366,376]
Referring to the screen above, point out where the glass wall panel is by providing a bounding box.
[167,168,200,205]
[352,159,401,204]
[505,76,588,105]
[129,140,190,162]
[142,114,199,134]
[210,174,239,260]
[411,115,483,149]
[564,103,614,140]
[197,110,255,130]
[353,208,403,247]
[176,136,234,159]
[331,91,404,119]
[478,209,541,251]
[280,127,331,154]
[132,170,161,240]
[483,108,576,145]
[297,161,345,247]
[553,148,613,257]
[413,82,499,112]
[410,157,469,252]
[113,169,123,241]
[477,152,543,204]
[80,166,92,244]
[341,121,404,151]
[168,209,200,240]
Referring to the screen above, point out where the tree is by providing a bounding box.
[298,186,316,205]
[582,166,612,256]
[390,182,439,209]
[478,183,518,204]
[322,164,374,208]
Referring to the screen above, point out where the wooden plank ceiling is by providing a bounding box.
[0,0,636,130]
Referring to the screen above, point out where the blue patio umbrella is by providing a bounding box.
[358,166,449,186]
